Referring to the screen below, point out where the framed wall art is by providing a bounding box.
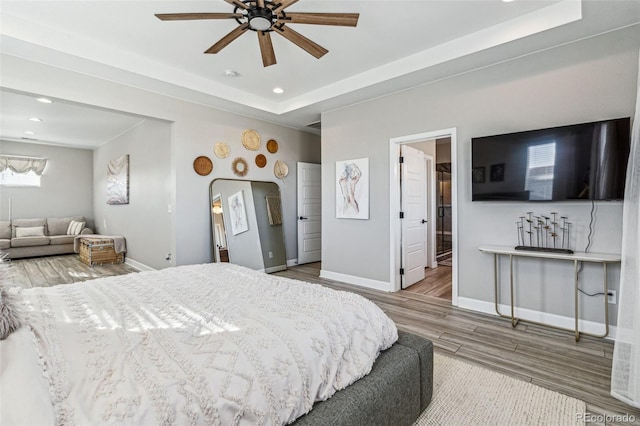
[228,190,249,235]
[336,157,369,219]
[107,154,129,205]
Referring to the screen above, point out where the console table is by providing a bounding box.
[478,245,621,341]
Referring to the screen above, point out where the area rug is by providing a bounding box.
[415,354,585,426]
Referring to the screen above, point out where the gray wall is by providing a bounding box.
[251,181,286,270]
[1,55,320,268]
[321,26,639,323]
[0,140,93,223]
[93,119,173,269]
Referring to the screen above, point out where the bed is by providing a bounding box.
[0,262,432,425]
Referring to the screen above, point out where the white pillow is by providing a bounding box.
[67,220,86,236]
[15,226,45,238]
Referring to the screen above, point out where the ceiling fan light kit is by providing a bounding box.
[156,0,359,67]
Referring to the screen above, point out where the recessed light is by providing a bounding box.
[24,131,36,135]
[273,87,284,94]
[502,0,515,2]
[224,70,239,78]
[36,97,53,104]
[28,117,43,122]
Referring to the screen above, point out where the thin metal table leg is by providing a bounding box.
[509,254,519,327]
[574,259,580,342]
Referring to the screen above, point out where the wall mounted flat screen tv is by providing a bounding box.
[471,117,631,201]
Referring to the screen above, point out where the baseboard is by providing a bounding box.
[287,259,298,267]
[457,297,617,340]
[264,265,287,273]
[319,270,391,292]
[125,257,155,272]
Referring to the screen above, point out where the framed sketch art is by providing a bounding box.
[107,154,129,205]
[336,157,369,219]
[228,190,249,235]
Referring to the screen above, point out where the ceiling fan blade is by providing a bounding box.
[224,0,249,10]
[257,31,277,67]
[271,0,299,14]
[273,25,328,59]
[155,13,243,21]
[284,13,359,27]
[256,0,265,7]
[205,23,250,54]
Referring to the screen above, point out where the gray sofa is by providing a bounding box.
[0,216,93,259]
[293,331,433,426]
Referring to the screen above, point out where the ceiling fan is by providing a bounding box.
[155,0,359,67]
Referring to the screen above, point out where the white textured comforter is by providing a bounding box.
[1,263,397,425]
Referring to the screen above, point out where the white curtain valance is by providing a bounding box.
[0,155,48,176]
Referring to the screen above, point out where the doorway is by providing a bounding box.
[389,128,458,305]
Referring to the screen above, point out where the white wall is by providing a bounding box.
[93,119,172,270]
[1,55,320,267]
[321,26,639,324]
[0,140,93,223]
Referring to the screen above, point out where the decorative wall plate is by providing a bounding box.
[266,139,279,154]
[274,160,289,179]
[242,129,261,151]
[232,157,249,177]
[214,142,230,159]
[193,156,213,176]
[255,154,267,168]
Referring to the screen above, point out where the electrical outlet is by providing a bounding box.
[268,251,273,259]
[608,290,616,304]
[165,253,172,262]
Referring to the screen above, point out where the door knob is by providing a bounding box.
[421,219,428,224]
[299,216,308,220]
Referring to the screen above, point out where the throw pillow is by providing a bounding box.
[0,255,22,339]
[15,226,45,238]
[67,220,86,236]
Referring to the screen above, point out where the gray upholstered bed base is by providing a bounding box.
[293,331,433,426]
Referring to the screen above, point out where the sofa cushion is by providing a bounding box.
[67,220,86,236]
[0,239,10,250]
[49,235,75,245]
[15,226,46,238]
[11,237,50,248]
[47,216,84,236]
[12,219,47,237]
[0,222,11,239]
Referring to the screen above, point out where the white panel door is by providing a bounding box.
[297,162,321,264]
[401,145,427,287]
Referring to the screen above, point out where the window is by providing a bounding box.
[0,155,47,187]
[0,169,41,187]
[525,142,556,200]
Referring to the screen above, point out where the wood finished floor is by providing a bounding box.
[7,255,640,424]
[404,266,452,300]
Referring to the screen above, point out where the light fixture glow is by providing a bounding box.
[29,117,43,122]
[224,70,239,78]
[212,205,223,214]
[502,0,515,2]
[24,131,36,135]
[36,97,53,104]
[273,87,284,94]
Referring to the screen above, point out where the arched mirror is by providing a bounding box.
[210,179,286,273]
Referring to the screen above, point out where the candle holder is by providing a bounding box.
[515,211,573,254]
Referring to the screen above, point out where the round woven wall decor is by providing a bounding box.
[193,156,213,176]
[232,157,249,177]
[255,154,267,168]
[242,129,261,151]
[274,160,289,179]
[214,142,230,159]
[266,139,279,154]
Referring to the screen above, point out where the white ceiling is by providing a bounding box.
[1,0,639,148]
